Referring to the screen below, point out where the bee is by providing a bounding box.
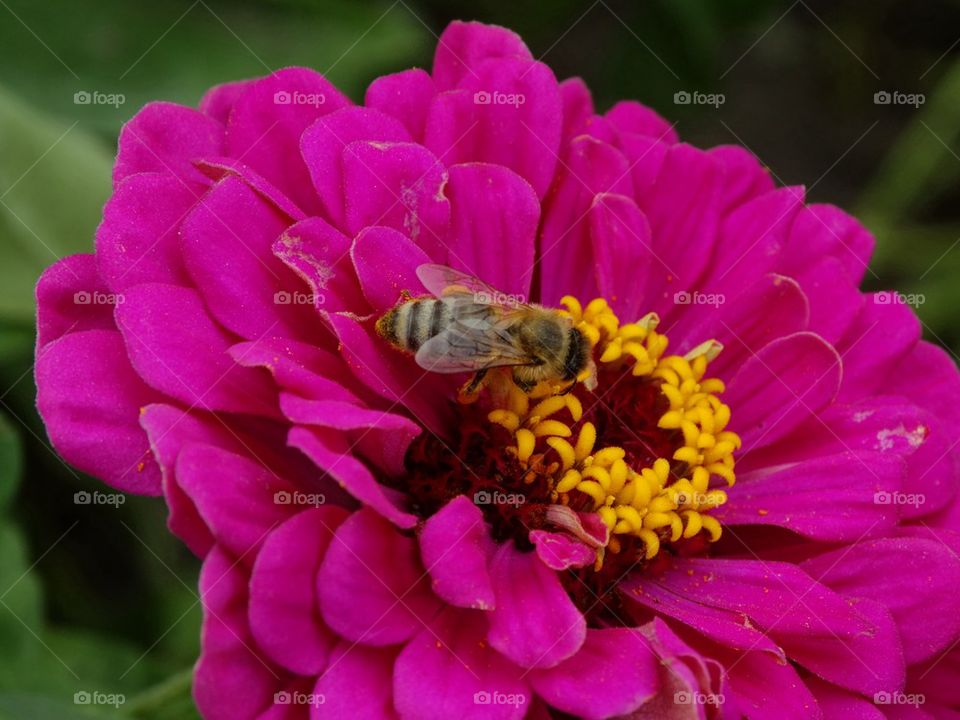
[375,264,596,394]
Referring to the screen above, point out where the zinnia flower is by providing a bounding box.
[36,19,960,720]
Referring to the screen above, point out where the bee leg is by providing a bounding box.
[558,380,577,396]
[466,369,488,394]
[513,375,535,393]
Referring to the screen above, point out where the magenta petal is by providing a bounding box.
[195,546,279,720]
[432,20,532,90]
[653,558,904,695]
[558,77,594,141]
[115,283,277,416]
[199,79,254,124]
[802,537,960,664]
[35,254,117,350]
[225,67,350,214]
[782,203,874,285]
[792,257,864,344]
[300,107,411,227]
[444,162,539,298]
[317,508,440,645]
[726,332,842,449]
[36,329,161,495]
[806,678,885,720]
[720,645,822,720]
[96,173,197,292]
[288,426,416,529]
[181,175,320,343]
[605,100,678,144]
[589,192,653,321]
[114,102,223,186]
[394,607,530,720]
[351,225,431,311]
[312,643,399,719]
[717,450,902,541]
[273,217,367,315]
[280,394,420,477]
[194,157,306,222]
[529,531,595,571]
[707,144,774,213]
[342,141,451,260]
[177,444,295,561]
[487,544,586,668]
[529,628,658,720]
[419,496,496,609]
[365,68,436,141]
[249,507,347,675]
[425,57,562,199]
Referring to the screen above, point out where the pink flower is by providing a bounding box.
[36,19,960,720]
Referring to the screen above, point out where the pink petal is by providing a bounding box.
[312,643,399,719]
[782,203,874,285]
[716,450,903,541]
[300,107,411,227]
[487,544,586,668]
[365,68,436,141]
[589,192,653,322]
[317,508,440,645]
[195,546,281,720]
[35,254,117,350]
[419,496,496,609]
[225,68,350,214]
[198,79,254,124]
[288,426,416,529]
[802,537,960,664]
[707,144,774,213]
[393,607,530,720]
[342,141,450,260]
[273,217,367,315]
[425,57,561,199]
[529,530,595,571]
[176,444,296,562]
[96,173,198,292]
[432,21,532,91]
[717,644,823,720]
[529,627,659,719]
[806,677,885,720]
[444,162,539,298]
[559,77,594,141]
[605,100,678,144]
[726,332,842,449]
[114,283,278,416]
[35,329,161,495]
[181,175,320,343]
[114,101,223,186]
[792,257,864,344]
[249,507,348,675]
[350,225,431,311]
[195,157,306,222]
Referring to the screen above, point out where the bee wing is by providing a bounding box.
[416,264,530,308]
[414,309,537,374]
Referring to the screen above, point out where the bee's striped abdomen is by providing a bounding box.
[376,298,450,353]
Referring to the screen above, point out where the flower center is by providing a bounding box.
[399,295,740,614]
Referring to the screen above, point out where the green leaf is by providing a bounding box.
[0,693,115,720]
[0,84,113,323]
[0,413,22,513]
[0,522,43,664]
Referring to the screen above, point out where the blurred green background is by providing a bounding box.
[1,0,958,717]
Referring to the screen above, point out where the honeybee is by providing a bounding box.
[375,264,596,394]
